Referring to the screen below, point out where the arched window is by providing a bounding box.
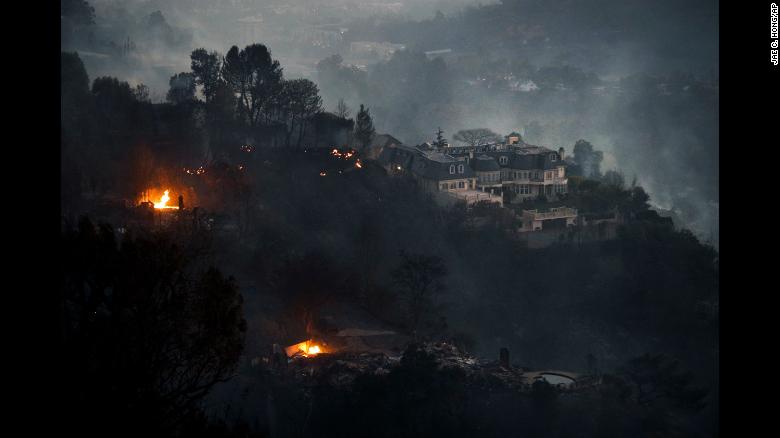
[449,164,456,174]
[499,156,508,165]
[458,164,464,173]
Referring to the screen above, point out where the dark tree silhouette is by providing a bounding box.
[453,128,501,147]
[61,0,95,26]
[354,104,375,149]
[190,49,223,104]
[391,252,448,336]
[618,353,708,412]
[573,139,604,178]
[277,79,322,148]
[222,44,283,127]
[61,218,246,436]
[335,98,351,119]
[167,72,196,105]
[435,127,447,148]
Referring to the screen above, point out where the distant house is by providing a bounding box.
[376,142,499,206]
[445,141,569,203]
[365,133,404,160]
[410,152,477,194]
[375,133,576,212]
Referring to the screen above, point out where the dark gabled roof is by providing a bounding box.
[377,144,419,169]
[373,133,403,148]
[485,144,566,170]
[410,152,474,181]
[471,155,500,172]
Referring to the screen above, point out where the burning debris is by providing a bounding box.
[262,341,595,394]
[138,189,181,210]
[284,339,329,358]
[330,148,355,159]
[152,190,178,209]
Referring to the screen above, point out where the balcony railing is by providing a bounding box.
[523,207,578,220]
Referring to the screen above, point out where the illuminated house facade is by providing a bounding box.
[376,138,569,209]
[443,143,568,202]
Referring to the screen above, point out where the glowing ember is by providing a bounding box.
[320,171,327,176]
[307,345,321,355]
[355,159,363,169]
[183,166,206,175]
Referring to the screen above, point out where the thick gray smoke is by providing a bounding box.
[63,0,718,246]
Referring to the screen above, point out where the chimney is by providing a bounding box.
[558,147,565,161]
[499,347,510,368]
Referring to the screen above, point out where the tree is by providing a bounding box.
[167,72,196,105]
[61,52,91,123]
[573,139,604,178]
[602,169,625,188]
[61,0,95,26]
[434,127,447,148]
[132,83,151,103]
[391,252,448,337]
[61,219,246,436]
[222,44,283,127]
[618,354,708,412]
[453,128,501,147]
[354,104,376,149]
[190,49,223,103]
[335,98,351,119]
[278,79,322,148]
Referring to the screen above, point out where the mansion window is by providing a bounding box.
[458,164,464,174]
[458,181,465,188]
[449,165,456,174]
[450,183,456,189]
[441,183,448,190]
[551,154,557,162]
[519,184,531,194]
[499,156,508,165]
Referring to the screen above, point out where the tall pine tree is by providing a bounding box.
[354,104,375,149]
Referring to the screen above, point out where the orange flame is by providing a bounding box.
[284,340,326,357]
[150,190,179,209]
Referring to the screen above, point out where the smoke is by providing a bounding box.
[65,0,718,243]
